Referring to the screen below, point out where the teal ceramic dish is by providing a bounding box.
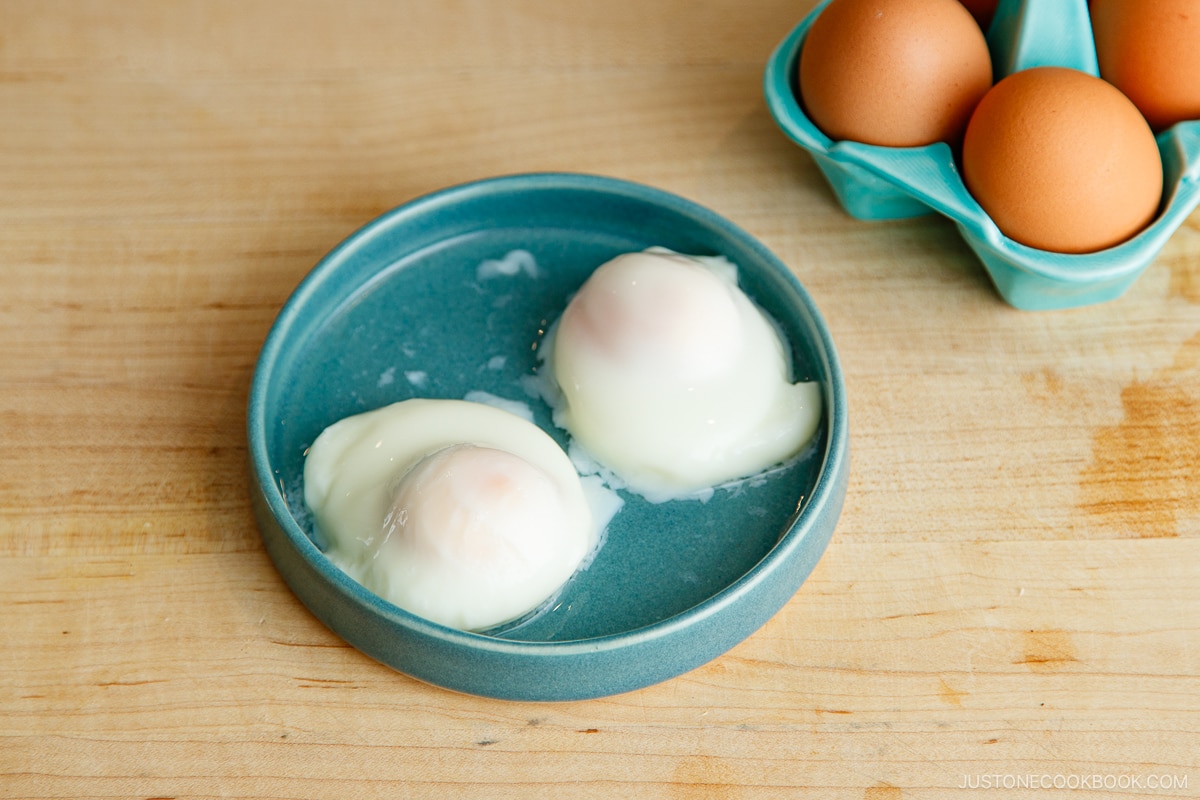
[764,0,1200,311]
[247,173,849,701]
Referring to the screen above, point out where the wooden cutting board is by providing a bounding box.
[3,1,1197,797]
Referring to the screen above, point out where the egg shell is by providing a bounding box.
[958,0,998,29]
[1091,0,1200,132]
[797,0,993,147]
[962,66,1163,254]
[764,0,1200,309]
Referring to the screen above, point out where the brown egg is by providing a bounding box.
[962,67,1163,254]
[798,0,993,147]
[1091,0,1200,131]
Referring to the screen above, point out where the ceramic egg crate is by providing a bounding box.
[765,0,1200,311]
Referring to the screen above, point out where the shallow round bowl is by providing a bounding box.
[247,173,849,701]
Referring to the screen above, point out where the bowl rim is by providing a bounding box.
[247,171,849,663]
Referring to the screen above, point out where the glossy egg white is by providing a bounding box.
[303,398,607,631]
[544,248,822,501]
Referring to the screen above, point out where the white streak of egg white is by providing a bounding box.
[377,366,396,388]
[559,248,820,503]
[643,246,738,284]
[576,475,623,572]
[486,355,507,371]
[404,370,428,388]
[461,390,536,424]
[520,316,566,424]
[285,473,317,542]
[476,249,540,281]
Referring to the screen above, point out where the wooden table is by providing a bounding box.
[4,2,1198,797]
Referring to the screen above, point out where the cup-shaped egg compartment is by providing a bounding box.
[764,0,1200,310]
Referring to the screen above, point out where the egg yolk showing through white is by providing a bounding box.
[547,249,822,500]
[303,399,599,631]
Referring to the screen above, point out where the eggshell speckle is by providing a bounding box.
[798,0,993,147]
[962,66,1164,254]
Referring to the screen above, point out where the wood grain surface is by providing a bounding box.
[3,2,1198,798]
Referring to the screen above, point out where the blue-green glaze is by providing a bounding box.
[248,173,849,701]
[764,0,1200,311]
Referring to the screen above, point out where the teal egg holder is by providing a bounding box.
[765,0,1200,310]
